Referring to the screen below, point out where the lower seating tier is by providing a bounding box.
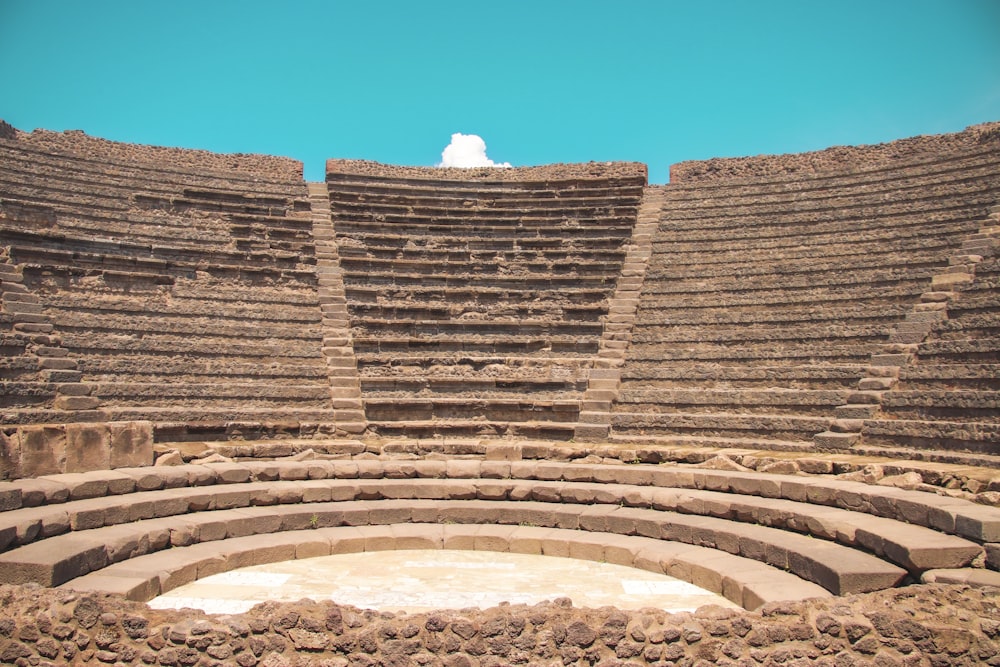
[3,456,998,610]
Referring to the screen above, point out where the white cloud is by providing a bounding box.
[437,133,511,168]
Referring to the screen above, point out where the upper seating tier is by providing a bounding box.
[326,160,646,438]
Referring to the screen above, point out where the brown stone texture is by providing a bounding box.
[17,425,66,477]
[1,583,999,666]
[12,126,303,180]
[0,121,341,440]
[670,121,1000,183]
[64,423,111,473]
[108,421,154,469]
[328,157,647,439]
[327,158,647,182]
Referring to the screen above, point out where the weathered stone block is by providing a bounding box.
[64,423,111,473]
[109,422,154,469]
[19,425,67,477]
[0,430,21,480]
[54,396,101,410]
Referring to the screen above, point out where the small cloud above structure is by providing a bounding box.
[438,133,511,168]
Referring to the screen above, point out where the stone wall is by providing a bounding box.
[3,121,303,181]
[0,120,15,141]
[327,159,648,183]
[0,583,997,666]
[0,422,153,479]
[670,121,1000,183]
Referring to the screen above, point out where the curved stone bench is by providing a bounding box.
[0,493,908,596]
[59,524,830,611]
[4,459,999,544]
[1,476,980,577]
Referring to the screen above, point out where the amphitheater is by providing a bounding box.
[0,117,999,666]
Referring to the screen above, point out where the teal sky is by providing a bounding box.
[1,1,998,183]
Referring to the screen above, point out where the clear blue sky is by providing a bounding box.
[1,1,998,183]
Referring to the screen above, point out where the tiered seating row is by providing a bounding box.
[0,132,343,439]
[0,141,312,256]
[859,206,1000,456]
[611,147,1000,450]
[328,167,645,438]
[2,459,998,609]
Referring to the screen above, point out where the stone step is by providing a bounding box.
[0,496,905,595]
[60,523,830,610]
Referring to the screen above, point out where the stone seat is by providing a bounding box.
[344,271,616,290]
[637,303,914,328]
[339,256,626,277]
[330,199,639,220]
[94,405,343,426]
[610,411,829,442]
[0,381,58,407]
[339,244,627,263]
[7,235,315,276]
[616,389,851,416]
[913,338,1000,363]
[896,363,1000,391]
[624,343,875,365]
[879,390,1000,421]
[360,377,588,395]
[366,420,579,440]
[645,267,938,294]
[648,246,953,275]
[0,495,905,595]
[655,218,980,255]
[76,359,331,384]
[659,168,1000,212]
[351,318,604,338]
[58,312,325,342]
[132,195,293,218]
[349,302,607,322]
[59,340,325,374]
[61,523,829,611]
[631,323,892,346]
[659,232,965,265]
[341,231,631,251]
[0,144,306,196]
[52,289,323,320]
[334,220,634,239]
[620,363,866,388]
[363,397,581,423]
[325,175,645,198]
[0,474,982,577]
[860,419,1000,455]
[326,186,644,205]
[89,383,333,407]
[344,285,611,306]
[667,155,999,195]
[638,282,933,310]
[351,335,599,355]
[4,458,998,543]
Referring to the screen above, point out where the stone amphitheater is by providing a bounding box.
[0,117,999,666]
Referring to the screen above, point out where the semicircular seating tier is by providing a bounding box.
[0,128,353,447]
[3,455,999,612]
[610,134,1000,458]
[324,160,647,440]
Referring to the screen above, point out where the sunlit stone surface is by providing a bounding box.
[150,550,740,615]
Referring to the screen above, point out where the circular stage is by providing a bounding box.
[149,549,740,615]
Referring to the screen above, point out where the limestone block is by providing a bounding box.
[109,422,154,469]
[19,425,67,477]
[1,429,21,480]
[64,423,111,474]
[813,431,859,449]
[931,272,972,288]
[54,396,100,410]
[858,377,895,391]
